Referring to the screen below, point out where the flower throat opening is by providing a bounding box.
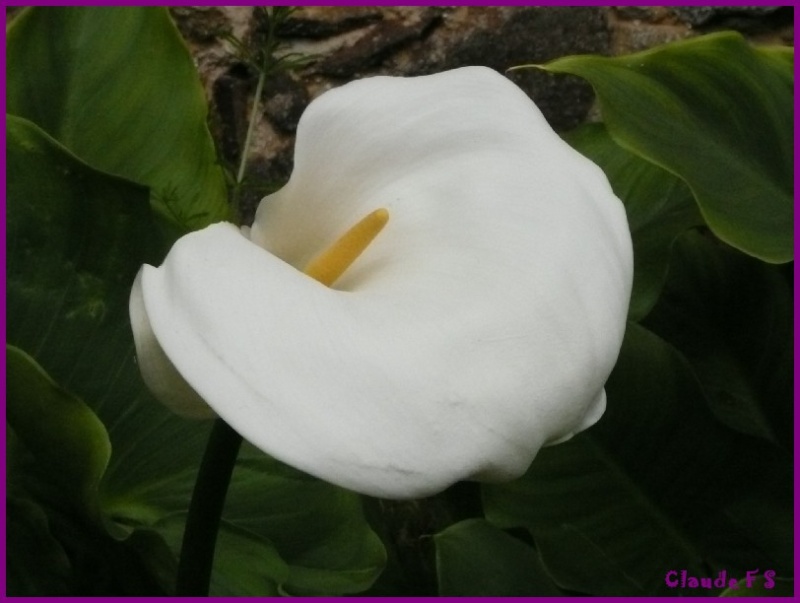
[302,208,389,287]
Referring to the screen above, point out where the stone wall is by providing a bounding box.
[8,5,791,219]
[167,5,792,221]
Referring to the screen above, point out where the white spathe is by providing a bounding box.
[130,66,633,499]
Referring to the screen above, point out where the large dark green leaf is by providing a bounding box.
[434,519,563,596]
[153,515,288,596]
[6,6,231,233]
[483,323,792,596]
[7,115,384,594]
[213,443,387,595]
[6,497,72,596]
[6,114,157,408]
[98,421,385,595]
[7,346,110,519]
[143,441,386,596]
[108,439,386,596]
[536,32,793,263]
[565,123,702,320]
[643,232,792,448]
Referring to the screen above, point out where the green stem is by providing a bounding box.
[235,59,269,186]
[175,419,243,596]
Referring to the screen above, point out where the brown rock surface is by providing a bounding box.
[178,6,615,219]
[163,6,793,221]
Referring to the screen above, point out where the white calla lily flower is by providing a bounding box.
[130,66,632,499]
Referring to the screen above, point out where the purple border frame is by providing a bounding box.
[1,1,796,601]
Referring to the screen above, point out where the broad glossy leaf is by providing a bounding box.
[208,525,287,597]
[434,519,562,596]
[537,32,793,263]
[154,515,287,596]
[565,123,701,320]
[8,431,174,596]
[643,232,792,448]
[217,443,387,595]
[7,345,110,517]
[101,426,386,596]
[483,323,792,596]
[7,116,384,594]
[6,6,231,233]
[6,115,157,459]
[143,442,385,596]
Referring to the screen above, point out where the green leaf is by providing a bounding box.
[140,442,385,596]
[208,524,288,597]
[483,323,792,596]
[58,524,174,595]
[6,115,160,492]
[536,32,793,263]
[434,519,563,596]
[565,123,702,320]
[154,515,288,596]
[106,442,386,596]
[6,6,231,233]
[217,443,387,595]
[7,114,153,520]
[643,232,792,448]
[93,394,385,596]
[7,346,111,518]
[6,497,72,596]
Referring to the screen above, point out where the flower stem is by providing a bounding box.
[235,58,268,186]
[175,418,243,596]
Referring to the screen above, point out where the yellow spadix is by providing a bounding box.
[302,208,389,287]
